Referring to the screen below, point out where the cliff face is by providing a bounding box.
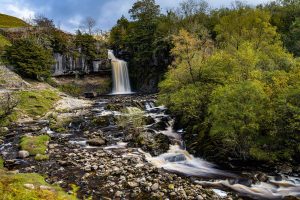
[52,53,110,76]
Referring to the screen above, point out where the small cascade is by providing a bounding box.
[108,50,132,94]
[142,100,300,200]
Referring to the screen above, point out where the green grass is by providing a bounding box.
[0,169,77,200]
[0,13,28,28]
[34,154,49,161]
[20,135,50,156]
[0,157,4,169]
[17,90,60,118]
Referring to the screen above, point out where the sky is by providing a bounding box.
[0,0,272,33]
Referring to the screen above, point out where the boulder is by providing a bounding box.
[18,150,30,158]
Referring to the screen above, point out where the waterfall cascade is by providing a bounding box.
[108,50,132,94]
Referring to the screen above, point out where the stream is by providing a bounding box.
[0,94,299,200]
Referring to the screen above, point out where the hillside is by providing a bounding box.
[0,13,28,28]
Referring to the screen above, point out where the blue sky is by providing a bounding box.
[0,0,272,33]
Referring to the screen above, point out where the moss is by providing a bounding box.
[58,83,83,97]
[34,154,49,161]
[49,115,72,133]
[20,135,50,156]
[0,169,76,200]
[17,90,60,118]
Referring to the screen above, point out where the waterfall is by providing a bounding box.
[108,50,132,94]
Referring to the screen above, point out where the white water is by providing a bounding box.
[108,50,132,94]
[142,101,300,200]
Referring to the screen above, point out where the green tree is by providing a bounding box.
[215,8,279,50]
[208,81,270,159]
[2,38,54,80]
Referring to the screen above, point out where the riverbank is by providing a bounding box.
[0,94,299,199]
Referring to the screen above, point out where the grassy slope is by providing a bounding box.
[0,13,28,28]
[0,169,77,200]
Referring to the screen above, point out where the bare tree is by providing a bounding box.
[177,0,209,18]
[33,14,55,28]
[81,17,96,35]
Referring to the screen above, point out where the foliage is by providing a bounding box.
[0,34,11,53]
[17,90,60,118]
[0,13,28,28]
[2,38,55,80]
[0,169,77,200]
[158,4,300,164]
[20,135,50,156]
[208,81,270,160]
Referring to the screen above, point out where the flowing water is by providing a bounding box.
[108,50,132,94]
[142,101,300,200]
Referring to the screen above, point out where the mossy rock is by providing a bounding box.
[91,116,110,127]
[20,135,50,156]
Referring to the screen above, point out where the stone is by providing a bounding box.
[84,92,97,98]
[196,195,204,200]
[256,172,269,182]
[24,183,35,190]
[115,191,123,197]
[18,150,30,158]
[168,184,175,190]
[279,164,293,174]
[128,181,139,188]
[87,138,106,146]
[151,183,159,191]
[40,185,55,191]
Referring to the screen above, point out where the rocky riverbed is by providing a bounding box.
[0,94,299,200]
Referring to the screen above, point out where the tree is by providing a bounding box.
[215,8,279,50]
[208,81,270,160]
[129,0,160,21]
[178,0,209,18]
[33,14,55,28]
[81,17,96,35]
[2,38,54,80]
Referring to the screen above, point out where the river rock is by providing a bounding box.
[151,183,159,191]
[256,172,269,182]
[24,183,35,190]
[87,138,106,146]
[18,150,30,158]
[128,181,139,188]
[278,164,293,174]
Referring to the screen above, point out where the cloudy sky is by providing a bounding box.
[0,0,272,33]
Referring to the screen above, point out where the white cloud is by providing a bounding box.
[0,1,35,20]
